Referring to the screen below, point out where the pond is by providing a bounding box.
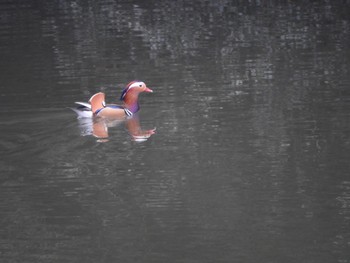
[0,1,349,262]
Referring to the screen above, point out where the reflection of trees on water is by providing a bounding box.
[34,1,349,83]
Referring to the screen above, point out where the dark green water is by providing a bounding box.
[0,1,349,262]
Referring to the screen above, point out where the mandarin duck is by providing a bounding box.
[72,81,153,119]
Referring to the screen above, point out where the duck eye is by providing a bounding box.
[139,84,142,87]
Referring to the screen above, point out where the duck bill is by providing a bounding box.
[144,87,153,93]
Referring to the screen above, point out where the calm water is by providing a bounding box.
[0,1,349,262]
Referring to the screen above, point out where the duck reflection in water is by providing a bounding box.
[72,80,156,142]
[77,114,156,142]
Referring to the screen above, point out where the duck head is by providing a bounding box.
[120,81,153,113]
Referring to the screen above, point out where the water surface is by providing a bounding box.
[0,1,349,262]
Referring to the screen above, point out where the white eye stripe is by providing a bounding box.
[128,82,144,89]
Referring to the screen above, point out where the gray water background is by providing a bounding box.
[0,1,349,262]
